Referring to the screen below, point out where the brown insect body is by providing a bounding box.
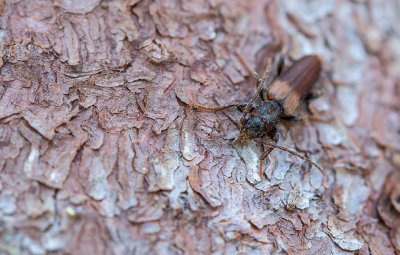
[241,55,321,142]
[192,53,325,179]
[267,55,322,116]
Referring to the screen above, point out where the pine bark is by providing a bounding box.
[0,0,399,254]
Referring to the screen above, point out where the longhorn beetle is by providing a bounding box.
[192,51,325,180]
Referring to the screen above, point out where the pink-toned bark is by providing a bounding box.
[0,0,399,254]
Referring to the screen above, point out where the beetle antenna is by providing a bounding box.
[236,53,273,125]
[190,103,239,112]
[255,138,325,176]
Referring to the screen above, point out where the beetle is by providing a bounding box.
[192,51,325,180]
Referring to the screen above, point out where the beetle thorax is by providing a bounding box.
[240,101,282,139]
[255,101,282,132]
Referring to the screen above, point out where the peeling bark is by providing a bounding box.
[0,0,399,254]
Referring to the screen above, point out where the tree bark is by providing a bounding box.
[0,0,399,254]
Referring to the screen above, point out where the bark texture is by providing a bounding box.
[0,0,399,254]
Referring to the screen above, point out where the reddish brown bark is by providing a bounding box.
[0,0,399,254]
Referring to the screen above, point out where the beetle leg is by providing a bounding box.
[271,129,279,143]
[304,90,323,101]
[281,115,303,122]
[276,55,285,76]
[281,115,331,123]
[276,47,287,76]
[258,130,279,180]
